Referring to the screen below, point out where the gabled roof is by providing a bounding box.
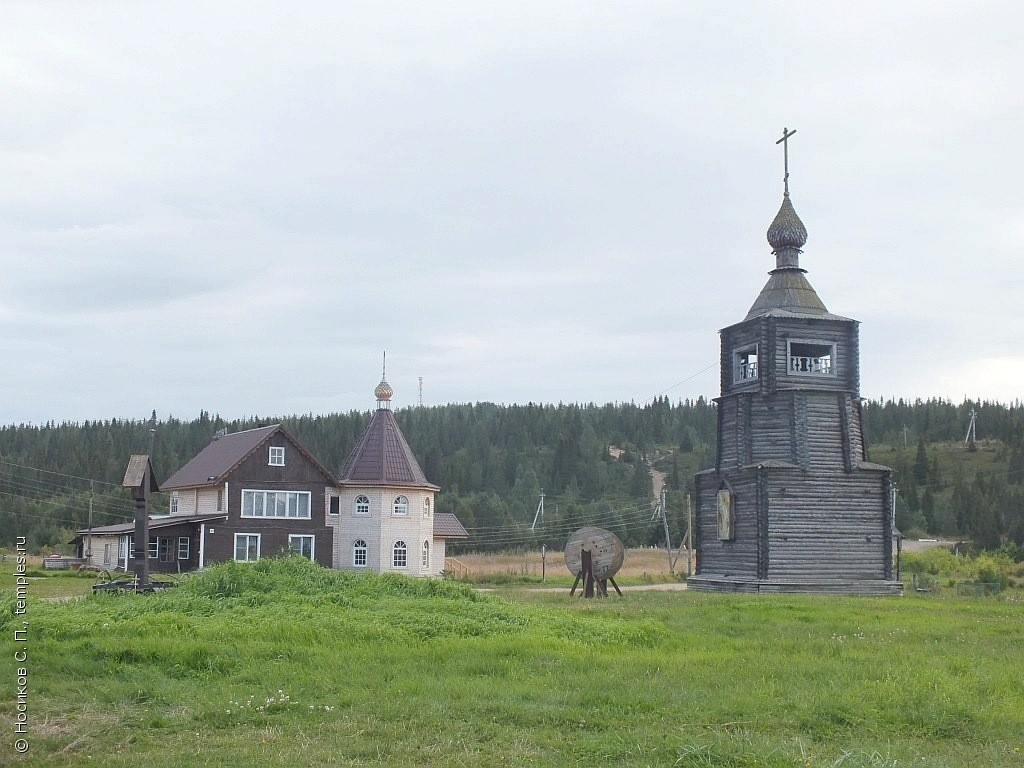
[433,512,468,539]
[338,408,439,490]
[161,424,335,491]
[75,513,227,536]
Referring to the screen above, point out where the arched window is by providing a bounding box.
[353,539,367,567]
[393,495,409,516]
[422,540,430,569]
[354,495,370,516]
[423,497,431,517]
[393,541,408,568]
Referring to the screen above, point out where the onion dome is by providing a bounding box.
[374,377,393,408]
[766,194,808,270]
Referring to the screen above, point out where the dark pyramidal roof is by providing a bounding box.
[338,378,439,490]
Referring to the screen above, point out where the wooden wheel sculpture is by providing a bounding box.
[564,526,625,598]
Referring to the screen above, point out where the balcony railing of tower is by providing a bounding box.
[736,362,758,381]
[789,355,833,375]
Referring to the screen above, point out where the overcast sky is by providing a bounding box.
[2,1,1021,426]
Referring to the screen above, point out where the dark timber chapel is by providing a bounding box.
[690,129,902,595]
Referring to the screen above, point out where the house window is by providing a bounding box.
[124,536,133,561]
[393,541,408,568]
[234,533,261,562]
[329,496,340,516]
[353,539,368,567]
[103,543,112,566]
[159,537,173,563]
[289,534,315,561]
[148,538,159,559]
[241,490,311,519]
[269,446,285,466]
[217,489,224,511]
[422,540,429,569]
[354,495,370,516]
[423,498,431,517]
[393,496,409,516]
[170,491,179,514]
[733,345,759,383]
[178,537,190,560]
[788,340,835,376]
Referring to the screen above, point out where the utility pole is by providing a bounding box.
[965,408,977,449]
[530,491,545,530]
[650,487,675,573]
[686,493,693,577]
[540,543,546,583]
[85,479,94,563]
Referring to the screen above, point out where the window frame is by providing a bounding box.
[170,491,179,515]
[234,533,261,563]
[288,534,315,561]
[354,495,370,516]
[423,497,431,518]
[328,496,340,516]
[786,339,837,377]
[148,538,159,560]
[733,344,759,384]
[422,540,429,569]
[241,489,312,519]
[393,495,409,516]
[269,446,286,466]
[178,536,190,561]
[158,537,173,563]
[393,540,408,568]
[353,539,368,568]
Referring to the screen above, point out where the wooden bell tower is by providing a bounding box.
[690,129,902,595]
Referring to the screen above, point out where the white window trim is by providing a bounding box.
[234,533,261,562]
[148,538,159,560]
[241,489,312,519]
[393,495,409,516]
[353,539,368,568]
[393,540,408,568]
[269,446,286,466]
[170,491,179,515]
[289,534,315,561]
[423,498,431,517]
[422,540,429,569]
[178,536,190,560]
[354,495,370,516]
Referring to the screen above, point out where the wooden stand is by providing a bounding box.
[569,548,622,598]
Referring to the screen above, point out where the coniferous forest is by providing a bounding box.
[1,397,1023,558]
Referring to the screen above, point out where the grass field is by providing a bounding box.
[3,557,1023,767]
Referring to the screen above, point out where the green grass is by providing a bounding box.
[3,557,1023,767]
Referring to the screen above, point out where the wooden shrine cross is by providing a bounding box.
[776,127,796,196]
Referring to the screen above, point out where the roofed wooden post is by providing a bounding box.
[123,455,158,590]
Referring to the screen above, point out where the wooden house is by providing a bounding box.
[75,379,467,575]
[690,171,902,595]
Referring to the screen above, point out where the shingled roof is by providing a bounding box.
[161,424,334,491]
[433,512,468,539]
[337,408,439,490]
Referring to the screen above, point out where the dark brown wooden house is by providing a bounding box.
[690,165,902,595]
[159,424,336,567]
